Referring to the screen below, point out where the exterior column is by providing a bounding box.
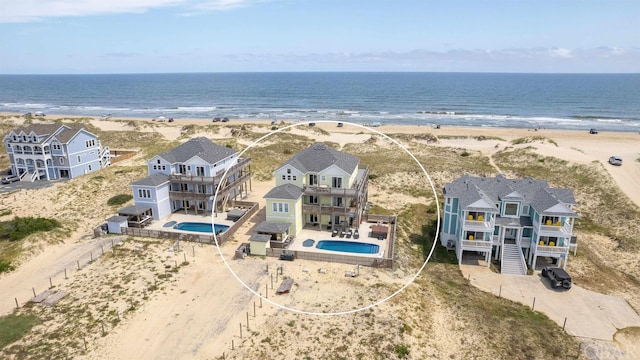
[532,251,537,271]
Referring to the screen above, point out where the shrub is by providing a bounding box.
[107,194,133,206]
[0,217,61,241]
[394,344,409,358]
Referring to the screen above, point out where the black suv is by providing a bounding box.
[542,266,572,289]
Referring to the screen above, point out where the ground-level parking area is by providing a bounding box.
[460,264,640,341]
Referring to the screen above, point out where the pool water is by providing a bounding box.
[174,222,230,234]
[316,240,379,254]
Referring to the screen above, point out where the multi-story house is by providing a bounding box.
[263,142,368,237]
[3,123,110,181]
[441,174,578,275]
[127,137,251,222]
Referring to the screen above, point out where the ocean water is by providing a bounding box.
[1,72,638,131]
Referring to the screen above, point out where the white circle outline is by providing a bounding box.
[212,120,440,316]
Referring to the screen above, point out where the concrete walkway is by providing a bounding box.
[460,265,640,341]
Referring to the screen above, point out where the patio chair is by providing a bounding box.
[331,228,338,237]
[353,229,359,239]
[345,229,352,239]
[340,228,346,238]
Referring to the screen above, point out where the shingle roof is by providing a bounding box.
[118,205,152,216]
[443,174,577,216]
[131,173,170,186]
[157,137,237,164]
[263,184,303,200]
[255,221,291,234]
[7,123,92,144]
[53,124,90,143]
[249,234,272,242]
[280,142,359,174]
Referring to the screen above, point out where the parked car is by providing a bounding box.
[221,117,229,122]
[23,112,32,117]
[212,117,221,122]
[34,111,46,117]
[589,128,598,134]
[608,156,622,166]
[1,175,20,184]
[542,266,572,289]
[279,253,295,261]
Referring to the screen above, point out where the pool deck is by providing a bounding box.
[287,222,390,259]
[144,212,237,235]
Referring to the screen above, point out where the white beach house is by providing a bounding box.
[3,123,110,181]
[123,137,251,224]
[441,174,578,275]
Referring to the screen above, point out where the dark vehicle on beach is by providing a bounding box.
[212,117,221,122]
[542,266,572,289]
[589,128,598,134]
[221,117,229,122]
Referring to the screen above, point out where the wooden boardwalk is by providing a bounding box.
[276,279,294,295]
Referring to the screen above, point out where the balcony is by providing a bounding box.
[463,218,494,232]
[169,157,251,184]
[538,222,572,236]
[302,203,356,215]
[461,239,492,251]
[536,244,569,256]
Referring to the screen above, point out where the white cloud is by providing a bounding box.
[0,0,255,23]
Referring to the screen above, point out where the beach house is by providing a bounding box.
[262,143,369,239]
[123,137,251,224]
[441,174,578,275]
[3,123,110,181]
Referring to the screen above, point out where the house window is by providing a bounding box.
[309,174,318,186]
[196,166,205,176]
[287,169,291,174]
[331,177,342,188]
[272,202,289,213]
[59,158,64,165]
[157,159,161,164]
[522,205,530,215]
[138,189,151,198]
[287,175,291,180]
[504,202,518,216]
[85,139,96,147]
[446,198,451,205]
[162,165,166,170]
[88,165,92,171]
[321,175,326,182]
[77,155,81,163]
[53,143,61,150]
[292,176,296,181]
[309,196,318,204]
[282,175,286,180]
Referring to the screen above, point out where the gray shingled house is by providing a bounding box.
[125,137,251,221]
[441,174,578,275]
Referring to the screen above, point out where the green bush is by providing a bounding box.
[0,259,14,273]
[0,313,41,349]
[107,194,133,206]
[0,217,61,241]
[394,344,409,358]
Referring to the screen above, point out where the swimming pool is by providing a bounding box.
[174,222,230,234]
[316,240,379,254]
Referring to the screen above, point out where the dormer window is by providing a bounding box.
[157,159,161,164]
[32,136,37,142]
[287,168,291,174]
[503,202,519,217]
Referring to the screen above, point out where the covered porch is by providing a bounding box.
[254,221,291,249]
[118,205,153,228]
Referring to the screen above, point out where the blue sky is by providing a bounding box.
[0,0,638,74]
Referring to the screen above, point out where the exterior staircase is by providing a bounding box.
[501,242,527,275]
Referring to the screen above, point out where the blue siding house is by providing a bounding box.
[3,123,110,181]
[441,174,578,275]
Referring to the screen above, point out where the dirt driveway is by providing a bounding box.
[460,265,640,341]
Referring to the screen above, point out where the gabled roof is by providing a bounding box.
[5,123,94,144]
[279,142,359,174]
[263,183,303,200]
[131,173,170,187]
[156,137,237,165]
[52,124,91,144]
[443,174,577,216]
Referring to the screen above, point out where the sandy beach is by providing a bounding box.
[1,112,639,359]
